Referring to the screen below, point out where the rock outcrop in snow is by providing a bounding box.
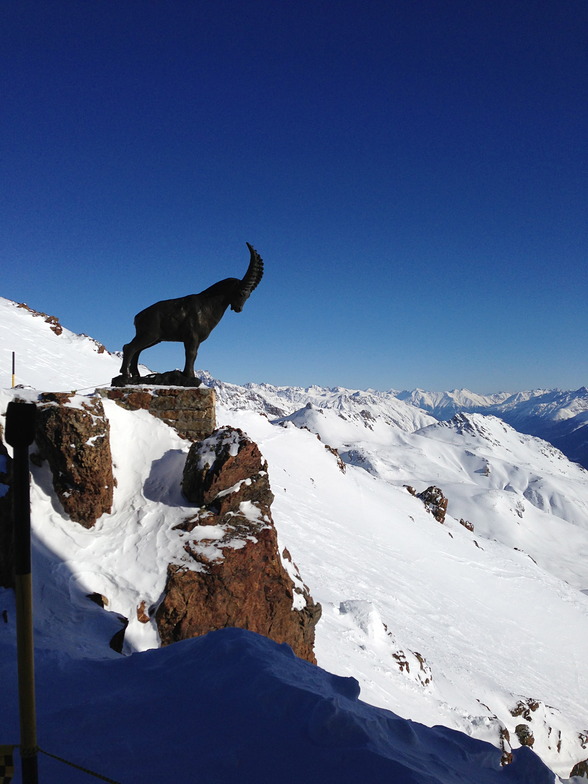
[32,392,114,529]
[157,426,321,663]
[406,484,449,524]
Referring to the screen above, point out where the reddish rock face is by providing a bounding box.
[33,393,114,529]
[181,427,274,511]
[514,724,535,747]
[570,760,588,779]
[156,426,321,663]
[416,485,449,524]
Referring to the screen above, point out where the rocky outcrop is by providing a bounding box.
[514,724,535,747]
[100,386,216,441]
[510,698,540,721]
[498,727,514,766]
[181,426,273,510]
[156,426,321,663]
[33,393,114,528]
[17,302,64,335]
[416,486,449,523]
[391,647,432,688]
[570,759,588,779]
[324,443,346,473]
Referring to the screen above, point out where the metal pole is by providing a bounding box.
[5,401,39,784]
[12,352,16,388]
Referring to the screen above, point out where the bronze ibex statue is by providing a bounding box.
[117,243,264,383]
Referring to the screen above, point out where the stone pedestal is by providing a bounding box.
[99,386,216,442]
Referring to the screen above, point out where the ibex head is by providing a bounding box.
[230,242,264,312]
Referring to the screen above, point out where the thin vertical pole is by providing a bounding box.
[12,352,16,388]
[5,401,39,784]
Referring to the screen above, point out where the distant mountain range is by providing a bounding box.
[199,372,588,470]
[397,387,588,470]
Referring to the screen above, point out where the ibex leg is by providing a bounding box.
[121,337,159,378]
[183,339,199,378]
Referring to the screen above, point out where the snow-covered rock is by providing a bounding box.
[157,425,321,662]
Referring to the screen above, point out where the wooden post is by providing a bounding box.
[5,401,39,784]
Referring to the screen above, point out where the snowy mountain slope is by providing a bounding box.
[492,389,588,471]
[206,376,588,472]
[495,388,588,423]
[207,375,588,470]
[2,297,588,778]
[396,386,588,470]
[394,387,588,424]
[395,387,515,417]
[271,403,588,589]
[0,628,557,784]
[0,296,122,391]
[215,405,588,778]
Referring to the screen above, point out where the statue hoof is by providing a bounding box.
[111,370,202,387]
[110,374,139,387]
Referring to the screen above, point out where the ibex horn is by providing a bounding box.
[241,243,264,296]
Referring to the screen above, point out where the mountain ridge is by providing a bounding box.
[201,372,588,470]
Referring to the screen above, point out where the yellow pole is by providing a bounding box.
[15,574,38,768]
[5,401,39,784]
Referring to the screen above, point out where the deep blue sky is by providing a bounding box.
[2,1,586,392]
